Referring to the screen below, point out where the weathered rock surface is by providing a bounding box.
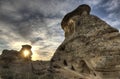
[50,4,120,79]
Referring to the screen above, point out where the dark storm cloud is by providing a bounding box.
[0,0,120,60]
[0,0,102,39]
[0,0,65,38]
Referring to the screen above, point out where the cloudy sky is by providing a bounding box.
[0,0,120,60]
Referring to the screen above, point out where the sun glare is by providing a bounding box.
[23,50,30,57]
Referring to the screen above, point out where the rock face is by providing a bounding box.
[50,4,120,79]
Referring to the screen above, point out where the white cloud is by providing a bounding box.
[104,0,120,11]
[102,14,120,30]
[83,0,102,6]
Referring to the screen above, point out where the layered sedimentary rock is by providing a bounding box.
[50,4,120,79]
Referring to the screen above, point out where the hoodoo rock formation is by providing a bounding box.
[49,4,120,79]
[20,45,32,61]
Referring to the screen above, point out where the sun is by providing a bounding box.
[23,50,30,57]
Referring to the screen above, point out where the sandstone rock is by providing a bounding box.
[1,50,19,62]
[0,50,19,69]
[50,4,120,79]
